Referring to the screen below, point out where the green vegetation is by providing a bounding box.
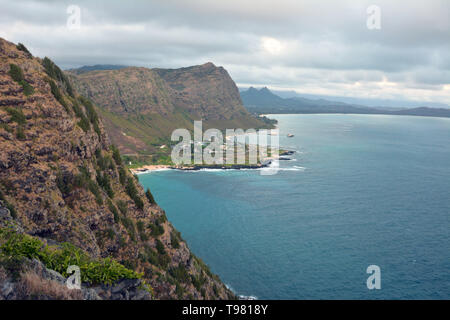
[20,80,34,96]
[47,79,70,114]
[8,64,24,82]
[170,231,180,249]
[169,264,189,283]
[97,106,191,159]
[191,274,207,292]
[72,101,91,132]
[116,200,128,215]
[125,177,144,210]
[175,284,184,299]
[118,167,127,186]
[145,188,156,204]
[5,107,26,125]
[143,245,170,269]
[155,239,166,255]
[42,57,74,97]
[16,126,26,140]
[79,96,101,137]
[136,220,148,241]
[77,115,91,132]
[0,190,17,219]
[16,43,31,56]
[120,216,136,242]
[8,64,34,96]
[107,199,119,223]
[87,179,103,205]
[111,145,123,166]
[55,167,103,205]
[104,228,115,240]
[0,123,14,134]
[0,228,148,287]
[148,220,164,238]
[96,170,114,198]
[95,149,115,172]
[56,170,71,196]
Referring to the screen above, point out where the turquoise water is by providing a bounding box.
[138,114,450,299]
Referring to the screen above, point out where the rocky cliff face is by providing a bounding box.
[0,38,234,300]
[67,63,270,156]
[67,67,176,116]
[153,62,246,121]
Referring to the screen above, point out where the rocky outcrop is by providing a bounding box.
[0,37,235,300]
[0,258,151,300]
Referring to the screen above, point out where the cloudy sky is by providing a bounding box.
[1,0,449,105]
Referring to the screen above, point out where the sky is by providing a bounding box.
[1,0,449,105]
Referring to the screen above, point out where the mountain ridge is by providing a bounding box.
[241,87,450,118]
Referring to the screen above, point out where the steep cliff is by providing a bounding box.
[0,38,234,300]
[67,63,271,157]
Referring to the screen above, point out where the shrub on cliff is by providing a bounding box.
[72,101,91,132]
[42,57,74,97]
[5,107,26,125]
[16,43,31,56]
[96,170,114,198]
[125,177,144,210]
[8,64,34,96]
[170,231,180,249]
[148,221,164,237]
[56,170,72,196]
[107,199,119,223]
[145,189,156,204]
[8,64,24,82]
[16,126,26,140]
[155,239,166,255]
[120,216,136,242]
[87,180,103,205]
[0,228,147,287]
[118,167,127,186]
[77,116,91,132]
[0,190,17,220]
[169,264,190,283]
[78,96,101,137]
[0,123,13,133]
[116,200,128,215]
[47,79,71,114]
[111,145,123,166]
[20,80,34,96]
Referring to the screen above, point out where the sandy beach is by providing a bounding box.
[130,165,171,174]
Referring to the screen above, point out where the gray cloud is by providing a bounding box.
[0,0,449,104]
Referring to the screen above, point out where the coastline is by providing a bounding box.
[130,165,172,174]
[129,150,296,174]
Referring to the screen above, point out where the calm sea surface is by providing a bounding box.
[138,114,450,299]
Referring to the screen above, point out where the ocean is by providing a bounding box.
[138,114,450,299]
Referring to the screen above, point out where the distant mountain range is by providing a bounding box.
[66,64,129,75]
[265,90,450,109]
[240,87,450,118]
